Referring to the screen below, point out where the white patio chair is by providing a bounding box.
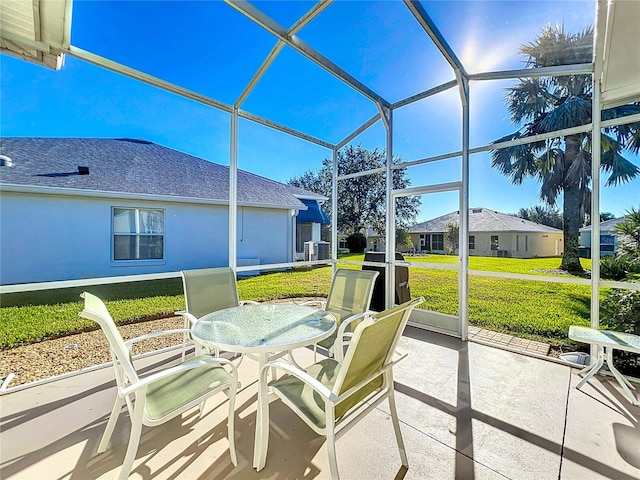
[301,268,379,361]
[79,292,238,480]
[178,266,257,359]
[254,296,424,480]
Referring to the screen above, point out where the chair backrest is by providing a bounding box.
[181,267,240,319]
[332,297,423,419]
[325,269,379,323]
[79,292,139,385]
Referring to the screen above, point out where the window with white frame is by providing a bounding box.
[432,233,444,251]
[113,208,164,260]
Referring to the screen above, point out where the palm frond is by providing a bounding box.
[505,79,554,124]
[490,133,541,184]
[602,104,640,154]
[539,151,566,204]
[539,96,592,131]
[535,147,564,174]
[520,25,593,68]
[602,151,640,186]
[566,149,591,189]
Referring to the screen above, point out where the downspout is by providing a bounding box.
[290,209,296,263]
[229,108,238,271]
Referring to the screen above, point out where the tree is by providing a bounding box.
[289,144,421,235]
[396,227,413,252]
[515,205,563,229]
[444,222,459,255]
[346,232,367,253]
[490,25,640,274]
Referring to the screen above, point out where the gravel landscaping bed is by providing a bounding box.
[0,316,185,388]
[0,297,325,389]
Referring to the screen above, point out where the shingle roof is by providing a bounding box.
[0,137,324,208]
[579,216,627,233]
[409,207,562,234]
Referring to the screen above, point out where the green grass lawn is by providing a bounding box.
[405,253,593,275]
[0,255,601,349]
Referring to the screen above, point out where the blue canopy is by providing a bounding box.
[297,199,330,225]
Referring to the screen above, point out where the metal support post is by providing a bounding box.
[459,77,470,340]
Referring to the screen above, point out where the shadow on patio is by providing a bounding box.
[1,327,639,479]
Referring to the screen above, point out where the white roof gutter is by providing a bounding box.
[0,183,305,211]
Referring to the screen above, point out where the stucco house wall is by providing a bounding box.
[0,190,293,284]
[474,232,563,258]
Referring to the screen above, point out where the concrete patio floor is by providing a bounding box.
[1,327,639,480]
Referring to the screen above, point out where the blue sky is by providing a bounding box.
[1,0,637,223]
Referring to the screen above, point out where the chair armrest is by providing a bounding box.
[176,311,199,327]
[334,311,375,361]
[299,299,327,309]
[121,356,238,396]
[124,328,192,348]
[261,360,336,402]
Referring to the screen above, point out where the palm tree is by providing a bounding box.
[614,206,640,260]
[490,25,640,274]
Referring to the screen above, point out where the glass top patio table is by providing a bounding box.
[191,303,336,354]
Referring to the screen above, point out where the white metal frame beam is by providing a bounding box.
[403,0,468,78]
[223,0,391,109]
[234,0,331,108]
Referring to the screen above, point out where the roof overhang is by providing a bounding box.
[0,0,73,70]
[595,0,640,109]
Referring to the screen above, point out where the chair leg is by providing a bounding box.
[326,421,340,480]
[227,381,238,466]
[118,393,146,480]
[97,394,125,454]
[181,316,190,361]
[388,388,408,468]
[254,367,270,471]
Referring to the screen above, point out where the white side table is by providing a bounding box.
[568,325,640,406]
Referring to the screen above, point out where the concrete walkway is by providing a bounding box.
[1,327,638,479]
[468,326,551,355]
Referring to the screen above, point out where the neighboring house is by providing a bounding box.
[579,216,627,257]
[365,227,384,252]
[409,207,563,258]
[0,138,327,285]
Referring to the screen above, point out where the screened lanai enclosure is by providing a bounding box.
[1,0,639,343]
